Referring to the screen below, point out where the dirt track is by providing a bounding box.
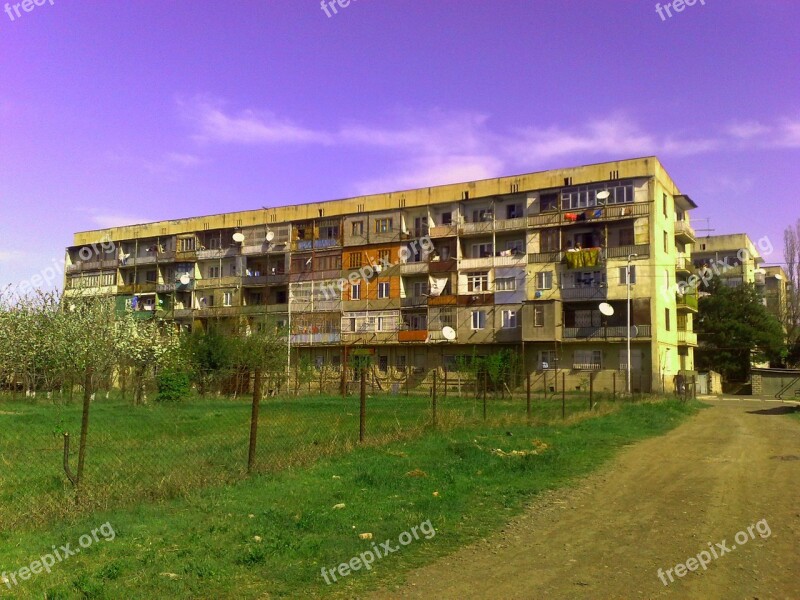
[374,400,800,599]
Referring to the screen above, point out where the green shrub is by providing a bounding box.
[156,369,191,402]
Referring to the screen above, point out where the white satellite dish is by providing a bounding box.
[596,190,611,203]
[630,325,639,338]
[232,232,245,243]
[179,274,191,286]
[265,231,275,242]
[599,302,614,316]
[442,326,456,341]
[774,274,783,280]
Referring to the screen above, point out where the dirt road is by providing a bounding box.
[374,400,800,599]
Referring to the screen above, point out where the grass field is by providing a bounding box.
[0,398,701,599]
[1,390,608,530]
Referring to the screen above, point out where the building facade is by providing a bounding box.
[64,156,698,393]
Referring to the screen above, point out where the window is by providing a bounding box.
[375,218,393,233]
[472,208,493,222]
[506,204,523,219]
[350,284,361,300]
[145,270,157,283]
[540,229,560,252]
[505,239,525,254]
[534,305,544,327]
[378,356,389,372]
[349,252,363,269]
[663,231,669,253]
[378,249,391,264]
[496,277,516,292]
[619,266,636,285]
[471,310,486,330]
[663,193,668,217]
[378,282,390,299]
[665,308,671,331]
[351,221,364,236]
[179,237,196,252]
[467,271,489,292]
[223,292,233,307]
[441,211,453,225]
[538,350,557,369]
[573,270,605,287]
[412,281,428,297]
[619,228,634,246]
[502,310,518,329]
[229,263,237,276]
[574,350,602,370]
[209,266,220,279]
[535,271,553,290]
[472,242,493,258]
[539,193,559,212]
[575,309,602,327]
[561,182,633,210]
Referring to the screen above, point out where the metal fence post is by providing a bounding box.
[526,371,531,424]
[359,367,366,443]
[432,369,438,428]
[561,372,566,419]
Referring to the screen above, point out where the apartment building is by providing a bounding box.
[64,156,698,393]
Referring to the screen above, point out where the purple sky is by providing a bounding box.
[1,0,798,291]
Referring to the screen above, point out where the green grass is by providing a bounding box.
[0,398,700,599]
[0,391,604,530]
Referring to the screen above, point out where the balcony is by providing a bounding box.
[493,254,527,267]
[173,309,193,319]
[428,294,457,306]
[428,258,457,273]
[677,330,698,346]
[401,296,428,308]
[676,256,691,272]
[459,256,494,270]
[676,292,699,312]
[604,244,650,260]
[197,247,239,260]
[564,248,602,270]
[133,255,157,265]
[65,264,82,274]
[429,224,458,238]
[314,238,341,250]
[118,283,158,295]
[674,221,696,243]
[494,217,527,232]
[560,285,608,301]
[242,275,268,287]
[398,330,428,343]
[241,305,267,315]
[572,362,602,371]
[242,243,268,256]
[428,329,456,343]
[157,250,176,261]
[529,250,563,264]
[195,276,240,289]
[527,212,561,228]
[398,262,428,276]
[459,221,493,236]
[564,325,652,339]
[291,332,341,345]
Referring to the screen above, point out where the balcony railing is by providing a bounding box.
[242,275,268,286]
[676,292,699,311]
[291,332,341,345]
[494,217,527,231]
[676,256,690,271]
[429,224,458,238]
[398,262,428,275]
[572,363,602,371]
[428,329,456,342]
[493,254,527,267]
[459,256,494,270]
[528,250,563,264]
[674,221,696,241]
[459,221,493,236]
[398,330,428,343]
[401,296,428,307]
[564,325,651,339]
[560,285,608,301]
[604,244,650,260]
[195,276,240,289]
[677,330,698,345]
[197,247,239,260]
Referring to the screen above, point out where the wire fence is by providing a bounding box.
[0,367,693,531]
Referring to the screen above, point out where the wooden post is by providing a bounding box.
[76,368,94,487]
[589,373,594,411]
[247,367,262,473]
[443,368,448,398]
[561,372,566,419]
[432,370,438,428]
[483,370,488,420]
[692,375,697,399]
[543,370,547,401]
[359,367,366,443]
[526,371,531,424]
[612,371,616,400]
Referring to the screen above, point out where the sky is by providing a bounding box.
[0,0,798,292]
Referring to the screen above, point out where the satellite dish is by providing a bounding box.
[232,232,245,243]
[534,291,542,299]
[599,302,614,316]
[774,274,783,280]
[630,325,639,338]
[596,190,611,203]
[179,274,191,286]
[442,326,456,341]
[265,231,275,242]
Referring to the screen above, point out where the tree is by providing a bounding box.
[783,219,800,363]
[695,279,785,381]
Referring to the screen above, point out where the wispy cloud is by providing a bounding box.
[177,97,800,193]
[0,250,25,264]
[179,96,334,145]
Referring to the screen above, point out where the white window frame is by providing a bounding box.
[350,284,361,300]
[377,282,390,299]
[496,277,516,292]
[501,309,518,329]
[471,310,486,330]
[535,271,553,290]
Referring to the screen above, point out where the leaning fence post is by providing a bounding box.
[526,371,531,424]
[561,372,566,419]
[432,369,438,428]
[248,368,262,473]
[359,367,366,443]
